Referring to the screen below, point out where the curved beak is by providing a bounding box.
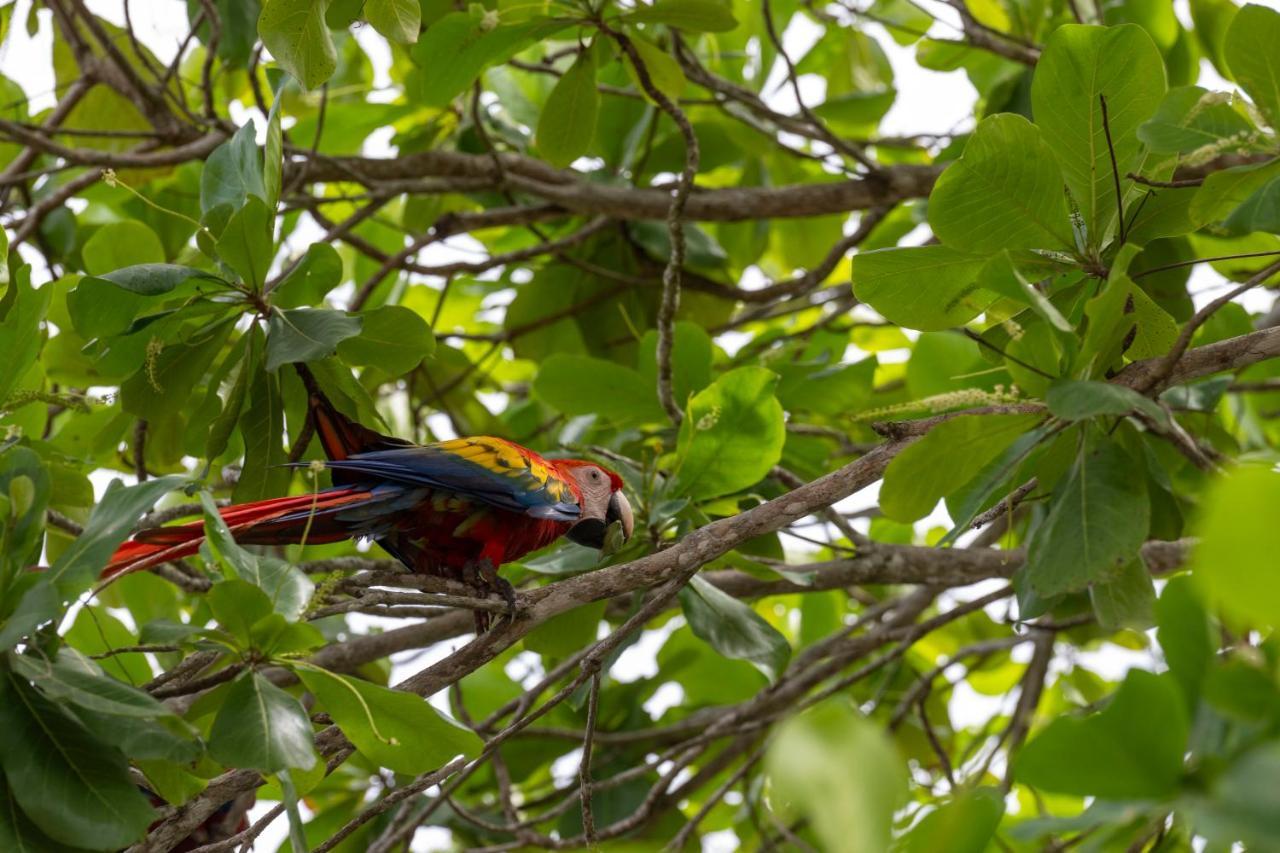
[565,491,635,550]
[607,491,634,542]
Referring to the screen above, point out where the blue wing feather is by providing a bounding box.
[292,437,582,522]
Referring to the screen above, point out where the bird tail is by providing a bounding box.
[100,487,377,580]
[294,364,410,463]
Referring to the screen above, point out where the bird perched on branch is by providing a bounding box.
[103,365,634,627]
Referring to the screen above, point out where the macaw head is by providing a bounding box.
[554,460,635,550]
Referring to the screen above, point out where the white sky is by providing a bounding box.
[4,2,1278,850]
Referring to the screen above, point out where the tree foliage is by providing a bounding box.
[0,0,1279,850]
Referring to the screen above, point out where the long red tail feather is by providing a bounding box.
[101,488,374,580]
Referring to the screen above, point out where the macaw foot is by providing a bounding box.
[462,558,518,633]
[477,558,519,615]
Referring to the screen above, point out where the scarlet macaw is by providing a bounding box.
[104,367,635,620]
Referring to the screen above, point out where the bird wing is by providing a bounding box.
[304,436,582,522]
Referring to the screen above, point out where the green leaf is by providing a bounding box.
[296,668,481,774]
[270,242,343,308]
[366,0,420,44]
[1023,438,1149,597]
[205,342,253,463]
[265,308,363,371]
[881,413,1043,523]
[258,0,336,90]
[120,317,235,422]
[0,266,50,406]
[976,252,1074,333]
[263,79,284,210]
[0,671,154,850]
[620,34,685,102]
[927,113,1075,253]
[766,699,907,853]
[208,671,317,772]
[82,221,164,275]
[851,245,990,331]
[1191,159,1280,227]
[900,787,1004,853]
[0,770,92,853]
[199,492,315,619]
[207,579,274,645]
[1225,4,1280,129]
[533,354,664,425]
[1016,669,1187,798]
[536,49,599,168]
[625,0,738,32]
[1156,576,1214,705]
[216,195,275,290]
[1089,560,1156,631]
[336,304,434,374]
[414,13,560,107]
[74,707,201,764]
[524,600,607,659]
[46,475,185,595]
[1046,379,1169,426]
[679,574,791,680]
[1190,743,1280,850]
[1190,464,1280,628]
[1138,86,1255,154]
[96,263,221,295]
[1223,173,1280,234]
[1030,24,1167,246]
[200,120,266,214]
[234,332,291,502]
[637,321,713,404]
[669,366,786,500]
[8,648,171,718]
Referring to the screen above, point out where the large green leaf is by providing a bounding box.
[365,0,420,44]
[0,266,50,406]
[1046,379,1169,426]
[536,49,599,168]
[270,243,343,309]
[82,221,164,275]
[335,304,434,374]
[1016,670,1187,798]
[216,195,275,290]
[265,308,363,371]
[414,13,561,107]
[900,787,1004,853]
[297,669,481,774]
[625,0,738,32]
[927,113,1075,253]
[679,574,791,680]
[1225,4,1280,129]
[45,475,185,596]
[0,671,154,850]
[1190,464,1280,628]
[258,0,336,90]
[208,671,317,773]
[766,699,907,853]
[200,120,266,214]
[1156,576,1214,705]
[8,648,171,719]
[881,413,1042,522]
[533,354,664,425]
[669,366,786,501]
[1138,86,1256,154]
[1023,438,1149,597]
[0,770,93,853]
[200,492,315,619]
[851,245,991,330]
[1030,24,1167,247]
